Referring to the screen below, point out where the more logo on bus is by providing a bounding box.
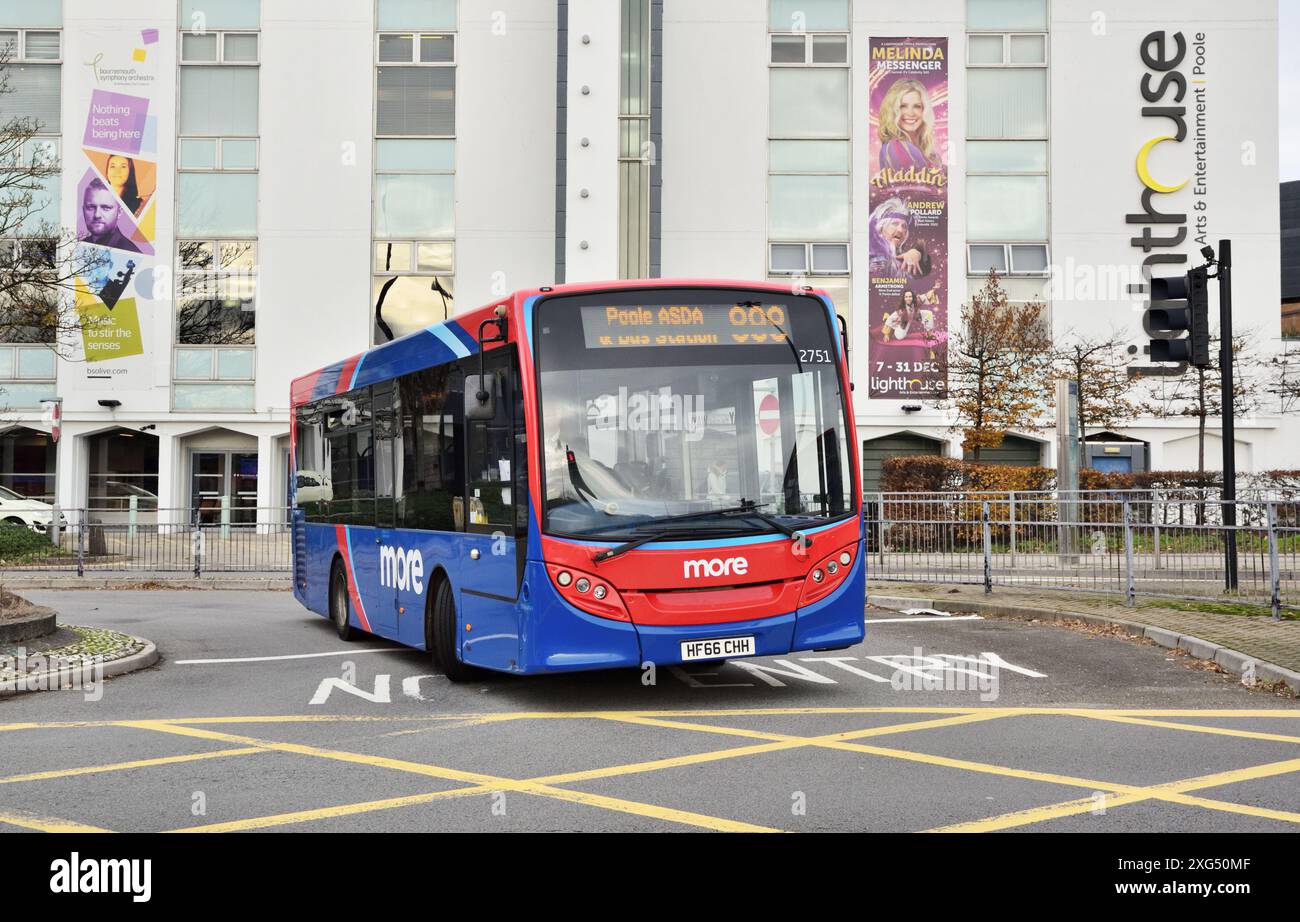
[683,556,749,580]
[379,545,424,594]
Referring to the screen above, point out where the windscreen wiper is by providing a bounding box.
[719,503,812,545]
[590,503,811,563]
[592,524,749,564]
[576,503,775,538]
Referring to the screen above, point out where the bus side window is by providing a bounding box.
[466,355,514,529]
[398,362,466,532]
[322,388,375,526]
[513,353,528,537]
[294,405,328,520]
[374,384,398,529]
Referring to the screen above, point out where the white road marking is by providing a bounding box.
[867,615,983,624]
[176,648,422,665]
[310,674,392,705]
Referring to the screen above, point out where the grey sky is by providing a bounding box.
[1283,3,1299,181]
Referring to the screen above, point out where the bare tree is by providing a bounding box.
[1152,332,1265,477]
[944,270,1052,461]
[1051,328,1145,446]
[175,239,257,345]
[1268,341,1300,415]
[0,50,109,350]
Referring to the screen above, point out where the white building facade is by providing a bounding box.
[0,0,1285,518]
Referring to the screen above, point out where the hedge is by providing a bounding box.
[878,456,1300,496]
[0,522,54,560]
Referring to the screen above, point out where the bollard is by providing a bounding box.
[1267,502,1282,622]
[1153,519,1162,570]
[1123,499,1136,607]
[127,494,138,540]
[982,501,993,595]
[76,513,85,577]
[192,508,202,578]
[220,495,231,542]
[49,502,60,546]
[876,502,886,570]
[1008,491,1017,570]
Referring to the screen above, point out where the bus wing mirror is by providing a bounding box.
[465,374,495,420]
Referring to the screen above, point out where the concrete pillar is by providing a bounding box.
[564,0,620,280]
[57,427,85,521]
[155,430,180,526]
[256,431,276,526]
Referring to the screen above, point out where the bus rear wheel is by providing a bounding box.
[329,559,357,641]
[429,580,482,683]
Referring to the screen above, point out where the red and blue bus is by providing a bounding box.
[290,280,863,680]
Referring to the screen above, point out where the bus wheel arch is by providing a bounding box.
[422,565,451,651]
[425,569,483,683]
[328,554,357,642]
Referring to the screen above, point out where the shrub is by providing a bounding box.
[1132,470,1221,491]
[0,523,53,560]
[879,455,1053,494]
[878,456,966,493]
[1078,468,1135,491]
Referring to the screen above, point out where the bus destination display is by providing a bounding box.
[580,303,791,349]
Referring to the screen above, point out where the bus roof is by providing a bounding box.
[290,278,834,407]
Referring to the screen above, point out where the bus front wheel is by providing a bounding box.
[329,560,357,642]
[429,580,482,683]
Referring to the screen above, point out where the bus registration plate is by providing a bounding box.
[680,636,755,661]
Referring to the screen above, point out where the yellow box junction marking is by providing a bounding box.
[0,708,1296,834]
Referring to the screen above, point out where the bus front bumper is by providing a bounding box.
[520,548,865,674]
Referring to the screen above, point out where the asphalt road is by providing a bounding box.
[1,590,1297,833]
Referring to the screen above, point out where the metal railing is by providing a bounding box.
[864,490,1299,620]
[0,506,292,575]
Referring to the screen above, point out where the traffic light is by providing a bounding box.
[1147,266,1210,367]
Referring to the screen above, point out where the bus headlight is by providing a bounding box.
[800,543,857,606]
[546,564,630,622]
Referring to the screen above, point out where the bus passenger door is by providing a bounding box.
[371,383,401,636]
[458,349,522,671]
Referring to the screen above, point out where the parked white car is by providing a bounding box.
[0,486,67,532]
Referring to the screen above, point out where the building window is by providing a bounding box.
[768,242,850,275]
[618,0,652,279]
[0,427,55,501]
[768,1,850,322]
[769,0,849,32]
[179,30,259,64]
[0,4,61,411]
[177,0,259,409]
[770,33,848,65]
[378,31,453,64]
[176,2,260,238]
[0,344,55,409]
[87,428,160,511]
[373,0,457,343]
[373,242,454,342]
[967,0,1048,32]
[176,239,256,345]
[966,0,1049,280]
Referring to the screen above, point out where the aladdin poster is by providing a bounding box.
[64,27,162,387]
[867,37,949,400]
